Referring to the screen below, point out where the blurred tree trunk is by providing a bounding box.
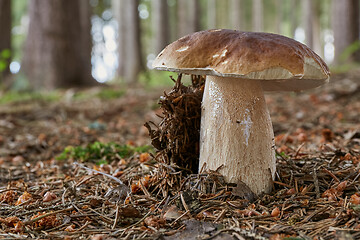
[23,0,94,90]
[207,0,217,29]
[79,0,94,84]
[252,0,263,32]
[177,0,187,37]
[332,0,360,64]
[274,0,282,34]
[123,0,143,84]
[312,1,322,57]
[290,0,298,38]
[113,0,126,77]
[303,0,322,56]
[229,0,243,30]
[177,0,201,37]
[153,0,170,54]
[303,0,313,46]
[0,0,11,84]
[216,0,227,29]
[189,0,201,32]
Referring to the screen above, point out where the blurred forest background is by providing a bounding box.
[0,0,359,91]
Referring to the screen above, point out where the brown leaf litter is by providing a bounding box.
[0,73,359,239]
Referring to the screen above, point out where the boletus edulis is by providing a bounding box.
[152,29,330,195]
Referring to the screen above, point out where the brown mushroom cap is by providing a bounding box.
[152,29,330,91]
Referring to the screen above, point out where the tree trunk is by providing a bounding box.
[303,0,313,49]
[123,0,143,84]
[303,0,322,56]
[79,0,94,84]
[189,0,201,32]
[0,0,11,83]
[177,0,188,37]
[23,0,94,90]
[177,0,201,38]
[332,0,360,64]
[217,0,229,29]
[290,0,298,38]
[229,0,243,30]
[113,0,126,77]
[252,0,263,32]
[153,0,170,55]
[207,0,217,29]
[312,1,322,57]
[274,0,282,34]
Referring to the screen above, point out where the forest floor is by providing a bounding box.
[0,71,359,240]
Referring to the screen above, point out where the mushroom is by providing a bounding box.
[152,29,330,195]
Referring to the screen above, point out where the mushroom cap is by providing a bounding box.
[152,29,330,91]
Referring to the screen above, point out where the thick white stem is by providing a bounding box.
[199,75,276,195]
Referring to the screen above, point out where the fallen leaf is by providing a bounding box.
[144,215,165,229]
[139,152,150,162]
[285,188,296,195]
[131,175,152,194]
[30,212,59,229]
[118,159,126,165]
[15,192,32,205]
[119,206,142,218]
[321,128,334,142]
[271,207,280,217]
[350,193,360,205]
[12,155,25,165]
[43,192,57,202]
[275,134,293,144]
[99,164,111,173]
[37,133,47,142]
[0,190,17,204]
[113,170,123,177]
[91,235,106,240]
[65,224,76,232]
[336,181,348,192]
[14,221,24,232]
[297,132,308,142]
[0,216,20,227]
[163,205,184,220]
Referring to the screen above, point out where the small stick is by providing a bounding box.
[73,221,91,232]
[138,179,151,197]
[351,171,360,184]
[180,193,190,212]
[75,175,98,187]
[0,188,21,194]
[112,204,120,229]
[214,209,227,223]
[74,162,127,186]
[313,167,321,199]
[87,208,114,223]
[170,210,190,227]
[321,167,340,183]
[273,181,292,188]
[301,206,329,223]
[23,207,74,225]
[294,142,305,158]
[275,149,301,170]
[111,211,152,237]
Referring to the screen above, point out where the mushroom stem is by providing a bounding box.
[199,75,276,195]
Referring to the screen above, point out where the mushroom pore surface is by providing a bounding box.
[199,75,276,195]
